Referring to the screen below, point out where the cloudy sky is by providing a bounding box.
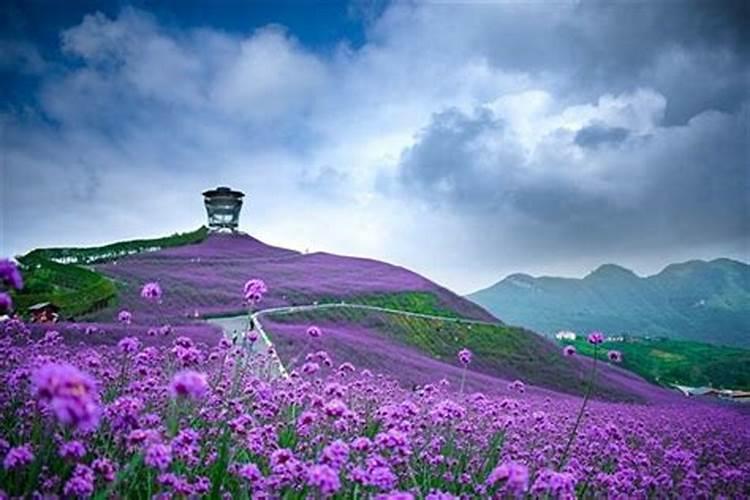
[1,0,748,293]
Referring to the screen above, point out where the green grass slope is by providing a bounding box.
[12,258,117,318]
[560,337,750,390]
[12,227,209,319]
[468,259,750,347]
[23,227,208,265]
[263,306,647,401]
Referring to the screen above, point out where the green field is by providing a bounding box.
[12,258,117,318]
[322,291,463,318]
[12,227,209,318]
[561,337,750,390]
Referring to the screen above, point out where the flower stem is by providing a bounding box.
[557,344,598,470]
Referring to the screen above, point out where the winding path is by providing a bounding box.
[207,302,502,379]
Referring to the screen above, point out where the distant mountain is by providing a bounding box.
[468,259,750,347]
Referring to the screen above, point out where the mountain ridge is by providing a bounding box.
[469,258,750,347]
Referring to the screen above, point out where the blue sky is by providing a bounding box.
[1,0,748,293]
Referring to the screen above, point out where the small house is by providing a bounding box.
[28,302,61,323]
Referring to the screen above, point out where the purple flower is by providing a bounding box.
[117,310,132,325]
[64,464,95,497]
[508,380,525,394]
[531,469,576,497]
[118,336,141,354]
[0,292,12,313]
[320,439,349,470]
[486,461,529,494]
[302,362,321,375]
[238,462,263,485]
[31,363,101,431]
[563,345,576,357]
[169,370,209,400]
[0,259,23,290]
[3,445,34,470]
[426,492,457,500]
[92,457,116,482]
[368,466,398,489]
[587,331,605,345]
[145,443,172,471]
[307,325,322,338]
[457,348,472,365]
[243,278,267,305]
[59,440,87,460]
[307,464,341,496]
[608,350,623,362]
[376,493,414,500]
[323,399,348,418]
[140,282,162,301]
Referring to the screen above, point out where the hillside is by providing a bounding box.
[261,307,674,403]
[89,232,497,323]
[468,259,750,347]
[559,337,750,391]
[14,230,676,402]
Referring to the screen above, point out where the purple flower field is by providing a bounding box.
[0,316,749,498]
[89,234,494,323]
[2,248,750,498]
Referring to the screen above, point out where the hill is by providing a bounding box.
[88,232,496,323]
[260,306,673,403]
[14,230,675,402]
[468,259,750,347]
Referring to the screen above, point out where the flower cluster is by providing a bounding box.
[307,325,322,338]
[30,362,101,431]
[0,258,23,314]
[140,282,163,301]
[587,331,605,345]
[457,348,472,365]
[243,278,267,305]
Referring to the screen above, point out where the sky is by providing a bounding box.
[1,0,748,294]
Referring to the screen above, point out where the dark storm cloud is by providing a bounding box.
[398,108,512,211]
[398,103,749,259]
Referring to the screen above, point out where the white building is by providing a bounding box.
[555,331,577,341]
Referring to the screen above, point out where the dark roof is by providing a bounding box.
[202,186,244,198]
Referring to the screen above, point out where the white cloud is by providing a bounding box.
[2,2,747,295]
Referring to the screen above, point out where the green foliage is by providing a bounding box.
[562,337,750,390]
[11,227,209,319]
[326,291,462,318]
[12,258,117,319]
[22,226,209,265]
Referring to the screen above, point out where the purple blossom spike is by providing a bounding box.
[169,370,209,400]
[458,348,472,365]
[587,331,605,345]
[140,282,162,301]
